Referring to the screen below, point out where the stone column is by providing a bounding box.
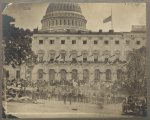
[45,67,49,82]
[112,68,117,82]
[66,67,72,80]
[67,72,72,80]
[55,67,60,81]
[89,66,94,83]
[78,69,83,81]
[101,69,106,82]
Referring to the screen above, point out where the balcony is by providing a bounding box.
[30,59,127,66]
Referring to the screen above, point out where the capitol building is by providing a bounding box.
[5,2,146,87]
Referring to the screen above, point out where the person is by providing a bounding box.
[63,92,67,104]
[68,89,73,105]
[48,91,51,101]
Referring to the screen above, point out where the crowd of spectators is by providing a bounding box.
[4,78,123,105]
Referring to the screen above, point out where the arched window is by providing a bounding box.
[49,50,55,62]
[93,50,99,62]
[60,69,67,81]
[70,50,77,62]
[106,69,111,81]
[83,69,89,82]
[38,50,45,62]
[114,50,121,60]
[117,69,123,81]
[60,50,66,61]
[27,69,32,81]
[38,69,43,79]
[94,69,100,81]
[82,51,88,62]
[49,69,55,81]
[103,50,111,62]
[72,69,78,80]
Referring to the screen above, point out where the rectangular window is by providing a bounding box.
[72,40,76,44]
[61,40,65,44]
[115,40,119,44]
[94,58,98,62]
[72,58,77,62]
[136,41,141,45]
[50,40,54,44]
[16,70,20,79]
[94,54,98,62]
[38,53,44,62]
[126,40,130,45]
[83,58,87,62]
[105,58,109,62]
[50,58,54,62]
[49,53,55,62]
[83,40,87,44]
[61,53,66,61]
[39,40,43,44]
[104,40,109,45]
[94,40,98,44]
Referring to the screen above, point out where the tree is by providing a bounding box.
[113,46,147,97]
[125,46,146,96]
[3,15,35,68]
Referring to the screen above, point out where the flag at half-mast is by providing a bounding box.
[103,15,112,23]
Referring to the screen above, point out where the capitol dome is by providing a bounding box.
[41,2,87,32]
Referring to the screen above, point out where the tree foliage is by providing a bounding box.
[112,46,147,97]
[125,46,146,96]
[3,15,34,67]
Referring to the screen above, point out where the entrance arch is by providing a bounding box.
[94,69,100,81]
[83,69,89,82]
[106,69,111,81]
[72,69,78,80]
[49,69,55,81]
[60,69,67,81]
[37,69,43,80]
[117,69,123,81]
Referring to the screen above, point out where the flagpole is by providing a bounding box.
[111,6,113,30]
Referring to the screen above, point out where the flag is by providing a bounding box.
[77,55,82,58]
[69,54,72,58]
[108,54,115,58]
[55,55,60,59]
[89,54,93,57]
[103,15,112,23]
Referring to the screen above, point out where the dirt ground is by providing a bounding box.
[3,100,144,118]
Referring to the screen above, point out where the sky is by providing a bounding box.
[3,2,146,32]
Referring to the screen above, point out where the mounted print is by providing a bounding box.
[1,0,147,119]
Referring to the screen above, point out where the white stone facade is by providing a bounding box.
[29,30,146,83]
[3,2,146,85]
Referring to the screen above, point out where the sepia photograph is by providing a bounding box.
[1,1,147,119]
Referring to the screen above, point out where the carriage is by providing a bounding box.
[122,96,147,116]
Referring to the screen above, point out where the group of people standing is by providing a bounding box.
[5,78,106,105]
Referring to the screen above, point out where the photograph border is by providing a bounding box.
[0,0,149,120]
